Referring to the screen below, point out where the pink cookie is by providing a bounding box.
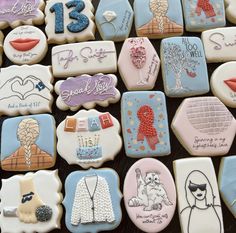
[123,158,176,233]
[118,37,160,90]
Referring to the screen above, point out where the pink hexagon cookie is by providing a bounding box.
[118,37,160,90]
[123,158,176,233]
[171,96,236,156]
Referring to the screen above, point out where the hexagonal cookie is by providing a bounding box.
[171,97,236,156]
[95,0,133,41]
[161,37,209,97]
[118,37,160,90]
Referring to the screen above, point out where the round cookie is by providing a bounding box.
[123,158,176,233]
[3,25,48,64]
[211,61,236,108]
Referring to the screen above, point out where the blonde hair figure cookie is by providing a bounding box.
[0,170,62,233]
[0,0,45,30]
[1,114,56,171]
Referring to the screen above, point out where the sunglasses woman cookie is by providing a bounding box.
[173,157,224,233]
[57,109,122,169]
[0,0,45,30]
[63,168,122,233]
[0,170,62,233]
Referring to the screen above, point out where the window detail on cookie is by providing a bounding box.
[45,0,95,44]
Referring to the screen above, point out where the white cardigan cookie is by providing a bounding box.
[55,74,120,111]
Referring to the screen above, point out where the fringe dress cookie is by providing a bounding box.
[64,168,122,233]
[134,0,184,39]
[57,109,122,169]
[0,170,62,233]
[1,114,56,171]
[45,0,95,44]
[0,0,45,30]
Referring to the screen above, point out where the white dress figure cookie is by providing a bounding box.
[0,65,53,116]
[45,0,95,44]
[173,157,224,233]
[0,170,62,233]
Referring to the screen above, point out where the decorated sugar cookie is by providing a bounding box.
[95,0,134,41]
[0,0,45,30]
[0,65,53,116]
[64,168,122,233]
[173,157,224,233]
[124,158,176,233]
[182,0,225,32]
[134,0,184,39]
[218,156,236,218]
[211,62,236,108]
[161,37,209,97]
[57,109,122,168]
[202,27,236,63]
[225,0,236,24]
[121,91,171,158]
[55,74,120,111]
[3,26,48,64]
[118,37,160,90]
[0,170,62,233]
[0,31,3,66]
[51,41,117,78]
[171,97,236,156]
[1,114,56,171]
[45,0,95,44]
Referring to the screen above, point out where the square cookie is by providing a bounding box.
[121,91,171,158]
[1,114,56,171]
[161,37,209,97]
[134,0,184,38]
[182,0,226,32]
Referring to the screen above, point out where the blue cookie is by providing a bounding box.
[63,168,122,233]
[134,0,184,38]
[95,0,134,41]
[161,37,209,97]
[182,0,226,32]
[121,91,171,158]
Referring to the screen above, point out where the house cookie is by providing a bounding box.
[95,0,133,41]
[121,91,171,158]
[0,0,45,30]
[225,0,236,24]
[45,0,95,44]
[202,27,236,63]
[211,62,236,108]
[218,156,236,218]
[1,114,56,171]
[51,41,117,78]
[57,109,122,169]
[0,65,53,116]
[124,158,176,233]
[173,157,224,233]
[118,37,160,90]
[3,26,48,64]
[0,170,62,233]
[55,73,120,111]
[63,168,122,233]
[134,0,184,39]
[171,97,236,156]
[182,0,226,32]
[161,37,209,97]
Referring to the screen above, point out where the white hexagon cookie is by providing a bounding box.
[225,0,236,24]
[171,96,236,156]
[118,37,160,90]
